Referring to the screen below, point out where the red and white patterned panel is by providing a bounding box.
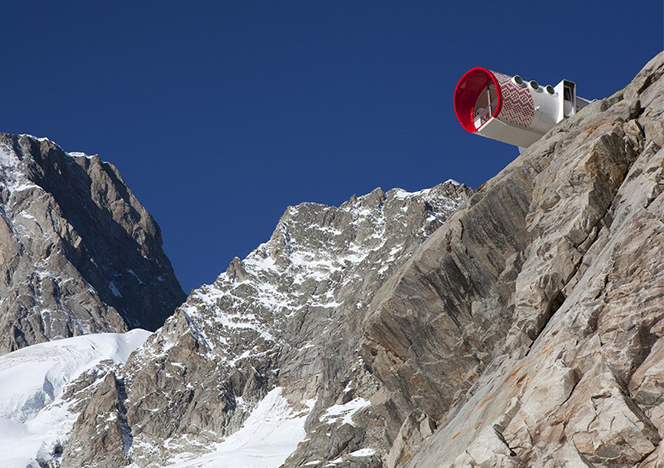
[493,71,534,129]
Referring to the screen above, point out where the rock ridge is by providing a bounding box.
[61,180,473,467]
[381,51,664,468]
[0,134,185,353]
[27,51,664,468]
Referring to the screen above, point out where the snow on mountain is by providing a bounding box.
[3,52,664,468]
[58,180,473,467]
[160,388,312,468]
[0,330,150,468]
[181,182,471,360]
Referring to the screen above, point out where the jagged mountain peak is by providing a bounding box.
[0,133,185,353]
[55,179,472,467]
[181,179,472,357]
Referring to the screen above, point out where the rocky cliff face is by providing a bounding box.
[0,134,185,353]
[364,52,664,467]
[60,180,472,467]
[34,51,664,468]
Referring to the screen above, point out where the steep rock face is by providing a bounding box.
[363,52,664,467]
[0,134,185,353]
[57,51,664,468]
[61,181,472,467]
[61,372,133,467]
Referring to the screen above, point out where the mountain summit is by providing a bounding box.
[0,134,185,353]
[61,179,473,467]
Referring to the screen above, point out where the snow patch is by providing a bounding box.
[18,134,51,143]
[109,281,123,298]
[67,151,94,159]
[162,387,311,468]
[393,188,432,200]
[349,448,376,457]
[320,398,371,427]
[127,269,143,284]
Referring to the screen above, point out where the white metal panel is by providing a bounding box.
[454,67,592,149]
[528,85,560,133]
[476,117,543,148]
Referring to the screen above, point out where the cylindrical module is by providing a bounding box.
[453,67,590,148]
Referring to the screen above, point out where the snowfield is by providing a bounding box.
[161,387,311,468]
[0,333,312,468]
[0,330,151,468]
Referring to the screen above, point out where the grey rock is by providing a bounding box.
[397,51,664,468]
[62,180,472,466]
[0,134,185,353]
[57,50,664,468]
[386,411,436,468]
[62,372,132,467]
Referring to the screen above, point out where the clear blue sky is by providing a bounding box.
[2,1,662,291]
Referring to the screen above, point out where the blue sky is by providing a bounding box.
[2,1,662,291]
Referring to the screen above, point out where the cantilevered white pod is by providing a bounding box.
[453,67,591,148]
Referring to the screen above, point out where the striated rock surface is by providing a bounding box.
[0,134,185,353]
[368,52,664,467]
[60,181,472,467]
[61,372,133,467]
[50,51,664,468]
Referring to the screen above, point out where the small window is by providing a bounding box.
[563,83,575,117]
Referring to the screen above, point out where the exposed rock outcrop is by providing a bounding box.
[61,181,472,467]
[53,51,664,468]
[62,372,133,467]
[368,52,664,467]
[0,134,185,353]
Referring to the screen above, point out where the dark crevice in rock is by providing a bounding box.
[547,290,566,322]
[116,377,133,455]
[635,441,660,466]
[559,370,582,408]
[494,427,518,457]
[182,311,212,351]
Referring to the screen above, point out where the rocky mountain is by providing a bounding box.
[0,134,185,353]
[60,179,473,468]
[390,51,664,468]
[367,53,664,467]
[0,329,151,467]
[3,51,664,468]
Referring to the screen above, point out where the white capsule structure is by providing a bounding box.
[453,67,592,148]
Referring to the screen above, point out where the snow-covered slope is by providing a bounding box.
[0,330,150,468]
[161,388,311,468]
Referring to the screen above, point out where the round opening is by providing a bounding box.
[546,85,555,94]
[512,75,524,86]
[529,80,539,90]
[453,68,502,133]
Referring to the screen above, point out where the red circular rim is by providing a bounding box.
[453,67,502,133]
